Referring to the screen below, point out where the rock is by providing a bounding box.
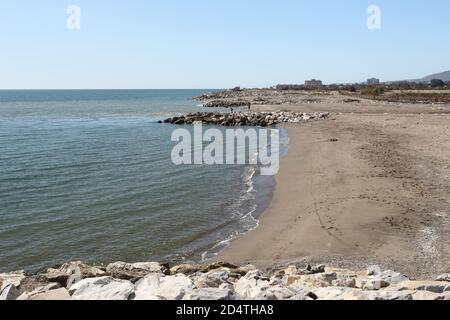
[0,284,20,300]
[392,281,450,294]
[377,270,409,285]
[266,286,297,300]
[134,274,194,300]
[288,274,330,290]
[163,111,329,127]
[373,290,414,301]
[0,270,26,291]
[313,287,371,300]
[283,265,298,276]
[332,275,357,288]
[106,261,167,282]
[199,262,239,273]
[362,279,390,291]
[367,265,382,276]
[56,261,105,287]
[311,264,326,274]
[18,283,70,301]
[254,291,278,300]
[436,274,450,282]
[412,291,448,300]
[40,268,71,287]
[69,277,134,300]
[60,261,105,278]
[193,270,233,288]
[234,264,257,276]
[234,270,270,299]
[170,264,202,275]
[356,270,407,290]
[183,288,235,301]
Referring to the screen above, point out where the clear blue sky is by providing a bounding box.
[1,0,449,89]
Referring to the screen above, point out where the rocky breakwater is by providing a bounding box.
[203,100,251,108]
[163,111,329,127]
[1,262,449,300]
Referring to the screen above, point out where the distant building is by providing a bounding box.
[304,79,323,88]
[231,86,241,92]
[367,78,380,85]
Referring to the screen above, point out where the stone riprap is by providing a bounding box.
[1,262,449,300]
[163,111,329,127]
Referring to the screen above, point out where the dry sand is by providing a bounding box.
[217,99,450,279]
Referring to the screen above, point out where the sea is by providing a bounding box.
[0,90,288,273]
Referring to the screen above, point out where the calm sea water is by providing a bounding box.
[0,90,281,273]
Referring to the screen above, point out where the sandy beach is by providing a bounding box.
[218,98,450,279]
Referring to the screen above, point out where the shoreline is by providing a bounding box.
[215,102,450,280]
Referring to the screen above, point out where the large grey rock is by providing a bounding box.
[60,261,105,278]
[393,281,450,294]
[0,270,26,291]
[373,290,414,301]
[314,287,372,300]
[266,286,298,300]
[436,274,450,282]
[170,264,202,275]
[332,274,357,288]
[412,291,448,300]
[53,261,105,288]
[183,288,235,301]
[106,262,167,282]
[134,274,194,300]
[40,269,71,287]
[234,270,270,299]
[69,276,134,300]
[0,284,20,300]
[193,270,235,289]
[356,270,407,290]
[18,283,70,301]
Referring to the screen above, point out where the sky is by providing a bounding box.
[0,0,449,89]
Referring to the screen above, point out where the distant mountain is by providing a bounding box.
[411,70,450,83]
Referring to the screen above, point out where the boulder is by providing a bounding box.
[193,270,233,289]
[60,261,105,278]
[266,286,298,300]
[234,270,270,299]
[40,268,71,287]
[69,277,134,300]
[373,290,414,301]
[18,283,70,301]
[134,274,194,300]
[392,281,450,294]
[52,261,106,288]
[0,270,26,291]
[170,264,202,275]
[313,287,371,300]
[106,261,167,282]
[183,288,235,301]
[412,291,448,300]
[436,274,450,282]
[367,265,382,276]
[288,274,330,290]
[0,284,20,300]
[332,275,357,288]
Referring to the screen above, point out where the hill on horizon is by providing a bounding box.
[410,70,450,83]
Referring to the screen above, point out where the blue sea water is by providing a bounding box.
[0,90,280,273]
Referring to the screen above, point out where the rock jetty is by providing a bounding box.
[203,100,251,108]
[1,261,449,300]
[163,111,329,127]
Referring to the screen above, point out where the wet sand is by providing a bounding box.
[218,101,450,279]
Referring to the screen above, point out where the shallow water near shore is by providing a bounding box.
[0,90,285,273]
